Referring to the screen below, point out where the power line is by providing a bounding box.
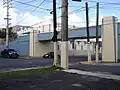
[30,7,88,26]
[13,0,120,14]
[30,3,120,27]
[24,0,38,3]
[13,6,49,13]
[13,0,51,11]
[16,0,46,25]
[88,0,120,5]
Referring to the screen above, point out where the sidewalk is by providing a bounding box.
[70,61,120,75]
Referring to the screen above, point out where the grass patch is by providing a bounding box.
[0,66,63,79]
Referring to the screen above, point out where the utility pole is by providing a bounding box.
[85,0,91,63]
[61,0,68,69]
[53,0,58,66]
[3,0,12,49]
[96,2,99,62]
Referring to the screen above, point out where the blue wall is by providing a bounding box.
[9,35,30,56]
[118,23,120,60]
[38,26,102,41]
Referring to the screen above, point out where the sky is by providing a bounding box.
[0,0,120,28]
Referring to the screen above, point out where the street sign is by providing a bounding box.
[72,0,81,2]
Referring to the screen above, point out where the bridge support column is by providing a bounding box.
[102,16,118,62]
[30,29,37,57]
[30,29,54,57]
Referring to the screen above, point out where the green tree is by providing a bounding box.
[0,27,17,41]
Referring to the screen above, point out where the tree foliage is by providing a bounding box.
[0,27,17,41]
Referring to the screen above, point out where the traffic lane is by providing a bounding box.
[0,59,77,71]
[0,58,53,72]
[70,63,120,75]
[0,56,87,66]
[0,55,100,72]
[0,58,52,65]
[0,55,101,66]
[0,56,86,71]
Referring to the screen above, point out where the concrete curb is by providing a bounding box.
[0,65,52,73]
[64,69,120,80]
[79,61,120,66]
[80,61,99,65]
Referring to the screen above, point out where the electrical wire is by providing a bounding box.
[13,0,51,11]
[88,0,120,5]
[30,6,89,26]
[24,0,38,3]
[13,6,49,13]
[14,0,120,26]
[16,0,46,25]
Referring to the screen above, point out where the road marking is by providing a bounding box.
[64,69,120,80]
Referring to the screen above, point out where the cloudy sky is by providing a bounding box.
[0,0,120,28]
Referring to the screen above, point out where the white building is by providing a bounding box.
[12,23,79,36]
[12,25,32,36]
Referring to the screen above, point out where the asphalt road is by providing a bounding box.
[0,55,120,75]
[0,56,88,72]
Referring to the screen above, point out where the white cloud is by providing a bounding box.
[0,0,103,30]
[68,13,84,27]
[15,12,41,26]
[0,5,7,28]
[89,16,103,26]
[0,2,42,27]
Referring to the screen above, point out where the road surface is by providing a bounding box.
[0,56,87,72]
[0,56,120,75]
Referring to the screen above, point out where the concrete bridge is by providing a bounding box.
[6,16,120,63]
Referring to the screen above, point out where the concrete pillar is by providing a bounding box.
[96,43,99,62]
[29,29,38,57]
[53,42,58,66]
[61,41,68,69]
[87,42,91,62]
[30,28,54,57]
[102,16,118,62]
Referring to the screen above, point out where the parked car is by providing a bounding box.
[1,49,19,58]
[43,52,60,58]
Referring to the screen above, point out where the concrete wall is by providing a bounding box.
[29,30,54,57]
[102,16,118,62]
[3,35,30,56]
[34,41,54,57]
[29,30,95,57]
[118,35,120,60]
[117,23,120,60]
[58,40,94,56]
[68,50,94,56]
